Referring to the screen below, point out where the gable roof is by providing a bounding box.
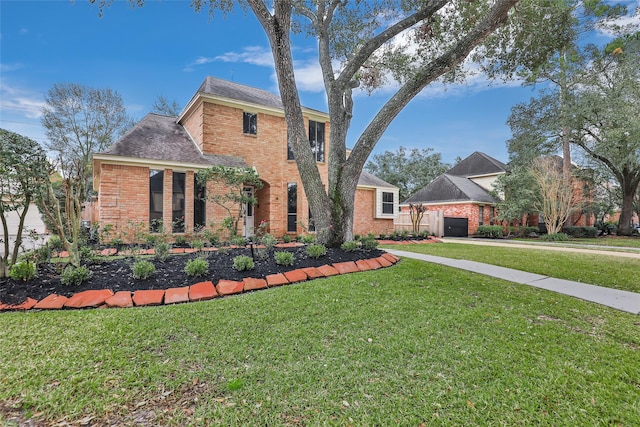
[446,151,507,177]
[197,76,284,110]
[182,76,327,118]
[358,170,397,189]
[403,174,497,205]
[96,113,246,168]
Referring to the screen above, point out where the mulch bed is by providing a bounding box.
[0,245,385,306]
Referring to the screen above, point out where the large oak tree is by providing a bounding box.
[93,0,574,245]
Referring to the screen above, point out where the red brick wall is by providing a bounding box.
[354,188,394,237]
[97,164,149,240]
[401,202,488,236]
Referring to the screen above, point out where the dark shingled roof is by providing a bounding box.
[358,170,397,188]
[446,151,507,177]
[98,113,247,167]
[197,76,284,109]
[403,174,497,205]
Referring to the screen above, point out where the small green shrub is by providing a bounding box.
[47,235,64,251]
[230,236,247,247]
[79,245,98,262]
[274,251,295,266]
[378,233,387,240]
[174,235,188,246]
[299,234,316,244]
[353,234,361,241]
[361,238,379,250]
[260,233,277,250]
[145,234,158,246]
[184,257,209,277]
[131,260,156,280]
[476,225,503,239]
[233,255,255,271]
[61,265,92,286]
[191,239,205,251]
[306,243,327,258]
[109,237,124,248]
[540,232,569,242]
[282,234,292,243]
[341,241,359,252]
[154,241,172,262]
[9,261,36,282]
[563,226,598,238]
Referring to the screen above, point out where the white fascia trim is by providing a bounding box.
[93,154,212,173]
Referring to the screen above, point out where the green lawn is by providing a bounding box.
[385,243,640,294]
[1,260,639,425]
[513,236,640,249]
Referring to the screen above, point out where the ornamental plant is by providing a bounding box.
[185,257,209,277]
[131,260,156,280]
[274,251,295,266]
[306,244,327,258]
[233,255,255,271]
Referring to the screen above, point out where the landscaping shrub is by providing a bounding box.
[540,233,569,242]
[47,235,64,251]
[281,234,292,243]
[154,241,171,262]
[563,226,598,238]
[306,244,327,258]
[174,235,188,246]
[230,236,247,247]
[476,225,503,239]
[274,251,295,266]
[233,255,255,271]
[341,241,359,252]
[131,260,156,280]
[8,261,36,282]
[60,265,92,286]
[361,238,379,250]
[299,234,316,244]
[260,233,277,250]
[184,257,209,277]
[190,239,205,251]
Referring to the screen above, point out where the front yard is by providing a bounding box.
[1,257,638,425]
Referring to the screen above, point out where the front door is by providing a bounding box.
[242,187,255,238]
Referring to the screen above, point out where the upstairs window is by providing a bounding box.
[309,120,325,162]
[243,112,257,135]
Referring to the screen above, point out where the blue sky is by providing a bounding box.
[1,0,637,164]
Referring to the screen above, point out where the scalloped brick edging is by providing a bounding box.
[0,253,400,312]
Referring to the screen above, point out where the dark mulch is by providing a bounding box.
[0,246,385,306]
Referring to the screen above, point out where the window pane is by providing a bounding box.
[149,169,164,232]
[316,122,325,162]
[172,172,186,232]
[382,191,394,214]
[287,183,297,232]
[243,112,257,135]
[194,177,206,229]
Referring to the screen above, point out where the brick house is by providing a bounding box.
[401,152,505,237]
[92,77,398,241]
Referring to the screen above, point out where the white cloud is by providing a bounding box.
[596,1,640,37]
[0,82,45,119]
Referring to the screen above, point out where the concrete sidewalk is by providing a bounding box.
[386,249,640,315]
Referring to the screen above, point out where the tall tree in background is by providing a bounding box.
[365,147,449,202]
[95,0,577,245]
[0,129,49,277]
[40,83,134,265]
[505,0,629,226]
[569,37,640,235]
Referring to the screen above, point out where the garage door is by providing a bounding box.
[444,217,468,237]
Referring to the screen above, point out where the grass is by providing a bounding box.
[384,243,640,294]
[512,236,640,249]
[1,260,639,425]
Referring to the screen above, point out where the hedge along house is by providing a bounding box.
[92,77,398,241]
[401,152,506,237]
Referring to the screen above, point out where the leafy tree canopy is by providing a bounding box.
[365,146,449,202]
[91,0,583,245]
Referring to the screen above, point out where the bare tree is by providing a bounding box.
[529,157,581,235]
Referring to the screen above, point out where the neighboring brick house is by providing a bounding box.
[401,152,505,237]
[92,77,397,241]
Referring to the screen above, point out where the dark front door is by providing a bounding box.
[444,217,468,237]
